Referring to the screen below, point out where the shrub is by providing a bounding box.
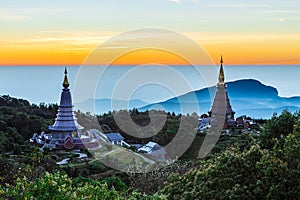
[2,171,120,200]
[161,133,300,199]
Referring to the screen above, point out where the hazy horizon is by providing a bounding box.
[1,65,299,105]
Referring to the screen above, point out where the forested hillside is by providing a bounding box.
[0,95,299,199]
[0,95,58,153]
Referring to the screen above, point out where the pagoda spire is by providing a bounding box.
[209,55,235,128]
[49,67,83,140]
[219,55,225,84]
[63,67,70,88]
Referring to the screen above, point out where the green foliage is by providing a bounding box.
[126,160,193,195]
[260,109,297,149]
[97,109,186,145]
[255,127,300,199]
[100,176,128,191]
[72,175,99,187]
[179,135,204,159]
[75,110,101,131]
[162,145,264,199]
[2,171,121,200]
[0,147,56,187]
[1,171,165,200]
[0,95,57,153]
[161,130,300,199]
[127,191,163,200]
[1,95,299,199]
[89,159,109,172]
[180,133,256,160]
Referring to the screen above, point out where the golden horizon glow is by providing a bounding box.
[0,32,300,66]
[1,1,299,66]
[110,49,191,65]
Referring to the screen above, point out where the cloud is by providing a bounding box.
[185,32,300,44]
[63,47,91,51]
[0,31,115,50]
[0,12,31,22]
[0,7,69,22]
[0,6,96,22]
[25,30,115,45]
[103,46,129,49]
[168,0,181,3]
[279,18,286,22]
[207,3,269,8]
[168,0,198,3]
[263,10,300,14]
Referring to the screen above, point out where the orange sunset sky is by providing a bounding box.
[0,0,299,66]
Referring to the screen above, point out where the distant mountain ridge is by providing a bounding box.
[76,79,300,119]
[139,79,300,119]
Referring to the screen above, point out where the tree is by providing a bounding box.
[2,172,120,200]
[161,114,300,199]
[259,110,297,149]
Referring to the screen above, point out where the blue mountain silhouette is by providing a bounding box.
[139,79,300,119]
[76,79,300,119]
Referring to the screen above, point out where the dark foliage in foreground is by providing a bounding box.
[161,110,300,199]
[0,95,57,153]
[0,96,299,199]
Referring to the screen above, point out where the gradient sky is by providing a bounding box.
[0,0,300,65]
